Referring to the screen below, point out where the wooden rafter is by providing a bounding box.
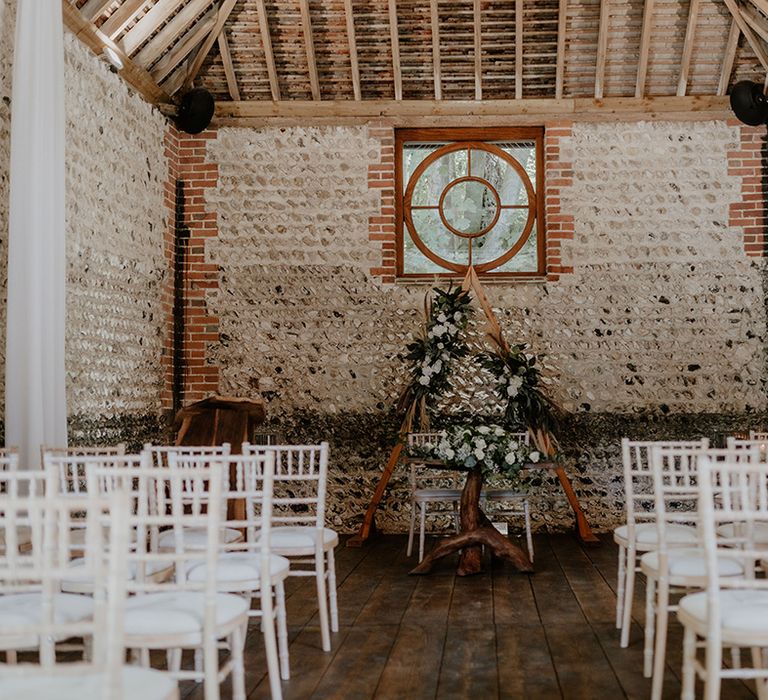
[62,0,169,104]
[100,0,148,39]
[299,0,321,100]
[595,0,610,99]
[389,0,403,101]
[741,1,768,43]
[515,0,523,99]
[748,0,768,15]
[218,30,240,101]
[430,0,442,100]
[723,0,768,70]
[677,0,701,96]
[343,0,361,101]
[473,0,482,100]
[134,0,213,68]
[184,0,240,89]
[152,9,217,84]
[121,0,184,56]
[555,0,567,99]
[718,17,740,96]
[256,0,280,102]
[80,0,114,22]
[635,0,655,98]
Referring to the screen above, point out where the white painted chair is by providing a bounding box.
[613,438,706,648]
[481,431,534,562]
[119,458,250,700]
[41,443,126,462]
[0,482,178,699]
[174,452,290,698]
[642,445,747,700]
[405,432,462,562]
[678,456,768,700]
[749,430,768,441]
[142,443,243,552]
[241,442,338,653]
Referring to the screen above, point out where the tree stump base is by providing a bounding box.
[408,465,534,576]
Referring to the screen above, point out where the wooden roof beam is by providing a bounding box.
[134,0,213,68]
[555,0,567,99]
[343,0,361,100]
[62,0,169,103]
[218,30,240,101]
[723,0,768,70]
[515,0,523,99]
[256,0,280,101]
[741,1,768,43]
[635,0,654,97]
[388,0,403,101]
[474,0,482,100]
[298,0,321,100]
[430,0,442,100]
[120,0,186,56]
[152,8,216,85]
[595,0,610,98]
[100,0,149,39]
[677,0,701,96]
[718,17,740,96]
[80,0,115,22]
[184,0,239,89]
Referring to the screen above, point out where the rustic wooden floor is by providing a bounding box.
[182,533,758,700]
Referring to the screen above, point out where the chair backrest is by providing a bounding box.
[0,448,18,461]
[242,442,330,529]
[407,432,443,448]
[0,488,130,688]
[621,438,709,532]
[726,437,768,458]
[143,443,231,467]
[748,430,768,441]
[0,454,19,472]
[697,456,768,649]
[41,444,126,461]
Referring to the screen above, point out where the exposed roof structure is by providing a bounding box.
[63,0,768,124]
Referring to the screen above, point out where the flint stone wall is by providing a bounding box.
[205,120,767,533]
[0,8,169,448]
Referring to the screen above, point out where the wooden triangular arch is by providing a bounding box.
[347,268,597,547]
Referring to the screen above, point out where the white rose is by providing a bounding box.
[505,452,516,464]
[454,311,462,321]
[445,448,455,459]
[437,313,447,323]
[433,325,446,337]
[474,438,486,448]
[474,448,485,460]
[494,427,504,436]
[477,426,490,434]
[432,360,442,373]
[506,384,518,397]
[418,376,429,385]
[529,451,541,463]
[438,342,445,349]
[446,324,457,335]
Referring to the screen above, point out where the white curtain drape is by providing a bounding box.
[6,0,67,468]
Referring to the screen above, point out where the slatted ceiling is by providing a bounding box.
[479,1,515,99]
[439,0,476,100]
[521,0,559,98]
[397,0,434,100]
[309,0,355,100]
[198,44,228,99]
[732,31,765,84]
[354,0,395,99]
[603,0,643,97]
[135,2,213,70]
[564,0,601,97]
[645,0,689,94]
[265,0,313,100]
[686,1,733,94]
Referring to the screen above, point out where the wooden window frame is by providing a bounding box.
[395,126,546,280]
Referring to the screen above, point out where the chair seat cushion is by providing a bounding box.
[123,591,249,638]
[185,552,290,587]
[678,590,768,643]
[641,548,745,580]
[717,522,768,545]
[613,522,698,547]
[157,527,242,551]
[62,559,172,593]
[413,489,462,501]
[261,527,339,553]
[0,592,94,650]
[0,665,178,700]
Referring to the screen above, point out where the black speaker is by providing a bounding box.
[176,88,216,134]
[730,81,768,127]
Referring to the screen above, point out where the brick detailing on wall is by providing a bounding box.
[163,128,222,406]
[727,120,767,258]
[367,124,397,283]
[544,121,576,281]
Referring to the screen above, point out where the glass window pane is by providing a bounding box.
[442,179,498,235]
[402,144,439,190]
[498,142,537,188]
[410,149,469,206]
[407,209,469,272]
[472,208,533,266]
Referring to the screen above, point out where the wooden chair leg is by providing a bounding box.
[644,576,656,678]
[681,626,696,700]
[616,544,626,630]
[327,547,339,633]
[651,581,670,700]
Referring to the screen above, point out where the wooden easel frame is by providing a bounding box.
[347,268,598,547]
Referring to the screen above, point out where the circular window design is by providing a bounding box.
[403,142,537,274]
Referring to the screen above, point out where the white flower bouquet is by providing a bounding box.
[411,424,541,479]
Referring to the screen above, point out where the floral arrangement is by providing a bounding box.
[410,424,542,480]
[398,286,473,428]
